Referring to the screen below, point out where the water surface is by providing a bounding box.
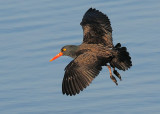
[0,0,160,113]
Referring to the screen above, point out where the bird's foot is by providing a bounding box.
[110,75,118,85]
[113,69,122,81]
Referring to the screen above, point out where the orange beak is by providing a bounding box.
[49,52,63,62]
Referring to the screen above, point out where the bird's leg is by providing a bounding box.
[113,68,122,81]
[106,64,118,85]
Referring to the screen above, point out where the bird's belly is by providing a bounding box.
[98,56,112,66]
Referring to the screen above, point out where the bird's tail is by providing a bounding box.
[110,43,132,71]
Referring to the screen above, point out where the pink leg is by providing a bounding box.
[107,65,118,85]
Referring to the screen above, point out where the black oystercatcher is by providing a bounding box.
[50,8,132,96]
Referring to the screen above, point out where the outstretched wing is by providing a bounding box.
[80,8,113,48]
[62,52,102,96]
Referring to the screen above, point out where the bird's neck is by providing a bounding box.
[67,45,79,58]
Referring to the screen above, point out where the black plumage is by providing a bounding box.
[81,8,113,47]
[50,8,132,96]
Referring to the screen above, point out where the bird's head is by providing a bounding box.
[49,45,78,62]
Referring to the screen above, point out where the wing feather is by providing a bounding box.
[81,8,113,47]
[62,53,102,96]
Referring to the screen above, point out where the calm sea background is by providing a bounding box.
[0,0,160,114]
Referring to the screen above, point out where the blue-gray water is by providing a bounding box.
[0,0,160,114]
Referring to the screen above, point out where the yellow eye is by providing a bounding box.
[63,48,66,51]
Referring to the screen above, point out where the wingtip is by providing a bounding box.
[62,92,77,96]
[88,7,96,12]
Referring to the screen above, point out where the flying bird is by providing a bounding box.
[50,8,132,96]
